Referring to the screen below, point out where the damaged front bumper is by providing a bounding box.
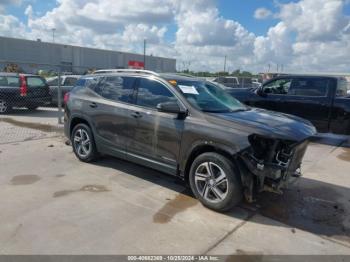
[238,136,309,202]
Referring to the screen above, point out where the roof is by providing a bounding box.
[261,72,350,78]
[268,74,342,80]
[0,72,39,77]
[159,73,200,81]
[83,72,203,82]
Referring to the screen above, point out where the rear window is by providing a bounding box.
[26,77,46,87]
[289,78,329,97]
[64,77,78,86]
[0,76,19,87]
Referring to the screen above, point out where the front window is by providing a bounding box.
[136,78,177,109]
[175,80,247,113]
[263,79,292,94]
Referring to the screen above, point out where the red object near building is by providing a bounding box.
[128,61,145,69]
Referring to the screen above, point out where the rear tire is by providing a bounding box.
[189,152,243,212]
[0,99,11,114]
[71,123,98,162]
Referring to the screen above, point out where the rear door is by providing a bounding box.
[25,76,50,98]
[126,77,183,175]
[87,76,137,158]
[279,77,332,132]
[62,77,79,99]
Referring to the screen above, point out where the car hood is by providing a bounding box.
[210,108,317,142]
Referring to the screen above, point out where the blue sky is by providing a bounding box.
[7,0,349,40]
[1,0,350,72]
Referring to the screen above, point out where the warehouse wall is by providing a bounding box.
[0,36,176,74]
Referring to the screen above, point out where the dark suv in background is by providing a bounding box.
[64,70,316,212]
[0,73,51,114]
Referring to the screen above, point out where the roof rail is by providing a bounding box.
[173,73,197,78]
[93,69,160,76]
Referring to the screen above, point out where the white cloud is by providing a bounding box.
[0,14,27,37]
[278,0,348,42]
[0,0,349,73]
[254,8,273,20]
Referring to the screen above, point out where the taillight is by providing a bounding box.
[64,92,70,104]
[19,75,28,97]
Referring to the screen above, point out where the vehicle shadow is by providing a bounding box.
[311,133,350,148]
[90,156,350,244]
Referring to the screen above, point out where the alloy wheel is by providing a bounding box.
[73,129,91,158]
[194,162,229,203]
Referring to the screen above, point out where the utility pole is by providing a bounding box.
[52,28,56,43]
[224,55,227,73]
[143,39,146,70]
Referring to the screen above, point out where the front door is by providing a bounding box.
[252,78,293,111]
[126,77,184,175]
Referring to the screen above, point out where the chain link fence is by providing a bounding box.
[0,60,103,144]
[0,60,105,123]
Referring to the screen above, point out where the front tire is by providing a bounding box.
[71,123,98,162]
[189,152,243,212]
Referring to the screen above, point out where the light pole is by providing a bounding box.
[52,28,56,43]
[143,39,146,70]
[224,55,227,74]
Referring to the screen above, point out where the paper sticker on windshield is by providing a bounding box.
[178,85,199,95]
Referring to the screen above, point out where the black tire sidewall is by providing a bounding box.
[189,152,243,212]
[71,123,98,162]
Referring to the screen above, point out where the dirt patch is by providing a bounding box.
[53,190,76,198]
[11,175,41,185]
[53,185,110,198]
[0,118,61,133]
[153,190,198,224]
[254,180,349,242]
[337,148,350,162]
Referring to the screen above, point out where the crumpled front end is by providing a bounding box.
[237,134,309,202]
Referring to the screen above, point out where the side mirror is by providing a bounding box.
[157,101,188,118]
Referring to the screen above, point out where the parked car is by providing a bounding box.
[213,76,240,88]
[227,75,350,135]
[47,75,81,105]
[0,73,51,114]
[252,78,262,88]
[64,71,316,212]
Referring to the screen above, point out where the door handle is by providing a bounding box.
[131,112,142,119]
[89,102,98,108]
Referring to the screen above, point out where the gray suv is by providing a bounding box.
[64,70,316,212]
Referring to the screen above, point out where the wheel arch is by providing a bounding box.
[69,115,93,137]
[182,142,241,184]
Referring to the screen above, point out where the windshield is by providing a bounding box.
[175,80,247,113]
